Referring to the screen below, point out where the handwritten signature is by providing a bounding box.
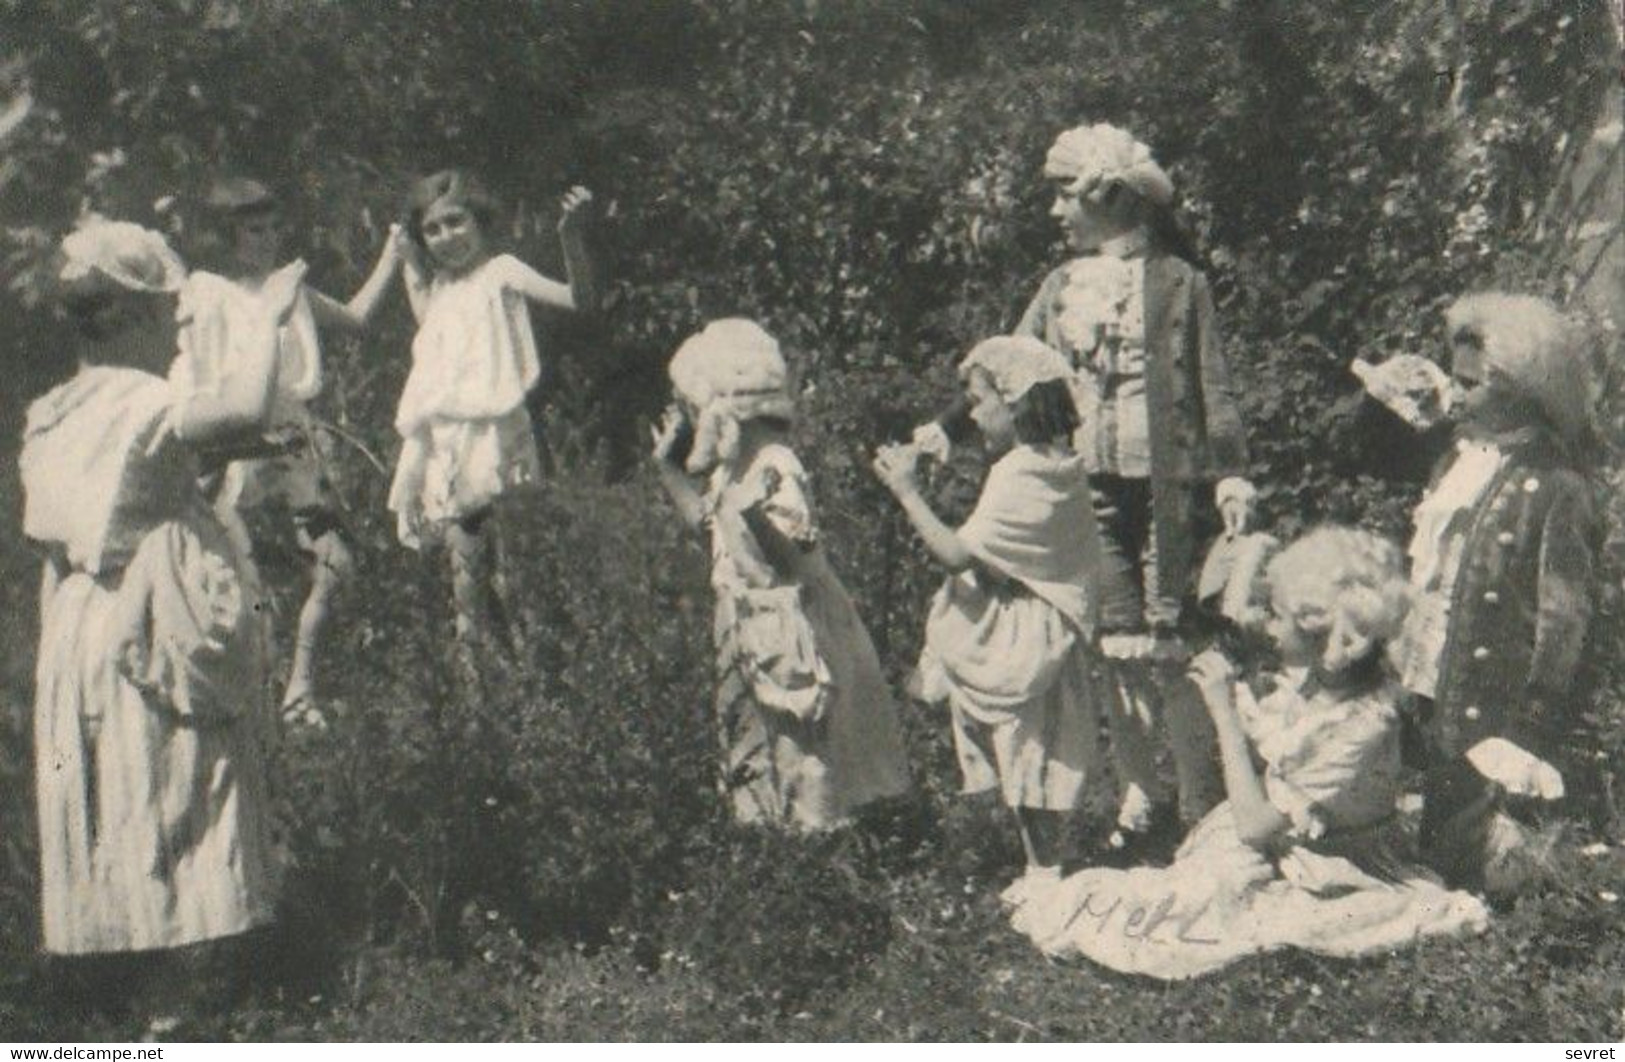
[1057,886,1221,946]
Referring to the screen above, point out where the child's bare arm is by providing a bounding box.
[873,443,973,571]
[1189,651,1289,849]
[503,259,575,310]
[656,465,706,530]
[505,187,598,312]
[558,185,597,312]
[309,225,405,332]
[652,411,707,529]
[398,237,430,324]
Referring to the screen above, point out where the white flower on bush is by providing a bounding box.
[963,155,1018,253]
[1447,201,1493,260]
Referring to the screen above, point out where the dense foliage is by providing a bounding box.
[1,0,1620,1041]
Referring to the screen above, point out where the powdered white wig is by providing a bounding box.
[667,318,796,473]
[1445,292,1593,445]
[1266,526,1411,674]
[1044,123,1174,206]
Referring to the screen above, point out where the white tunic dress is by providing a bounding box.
[387,255,545,547]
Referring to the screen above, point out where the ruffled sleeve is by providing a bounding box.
[272,286,322,407]
[20,367,190,574]
[751,449,819,549]
[171,272,281,414]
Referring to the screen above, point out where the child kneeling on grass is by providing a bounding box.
[874,335,1104,896]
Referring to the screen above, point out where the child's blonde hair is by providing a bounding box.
[1266,526,1411,673]
[1444,292,1594,446]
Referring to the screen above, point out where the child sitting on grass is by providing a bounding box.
[1009,526,1488,980]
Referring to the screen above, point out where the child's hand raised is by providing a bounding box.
[382,223,407,261]
[872,443,922,498]
[390,224,425,274]
[650,404,691,466]
[558,186,594,237]
[1187,648,1238,712]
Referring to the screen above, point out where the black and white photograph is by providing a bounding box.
[0,0,1621,1044]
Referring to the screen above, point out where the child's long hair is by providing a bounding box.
[1011,378,1080,445]
[405,169,499,260]
[1445,292,1596,459]
[1266,526,1411,675]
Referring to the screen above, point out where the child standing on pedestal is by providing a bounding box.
[1017,123,1249,844]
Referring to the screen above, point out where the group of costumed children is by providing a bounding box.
[22,122,1603,986]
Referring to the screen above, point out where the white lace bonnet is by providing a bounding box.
[668,317,796,473]
[958,335,1073,403]
[58,217,187,294]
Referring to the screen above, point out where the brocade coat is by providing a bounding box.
[1419,431,1601,761]
[1017,253,1248,605]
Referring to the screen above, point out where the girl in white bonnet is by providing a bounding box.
[653,319,909,830]
[1017,122,1250,848]
[876,335,1104,892]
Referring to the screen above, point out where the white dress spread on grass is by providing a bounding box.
[1009,672,1490,979]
